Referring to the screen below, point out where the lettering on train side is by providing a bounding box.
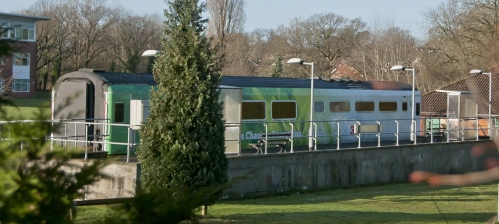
[241,131,308,140]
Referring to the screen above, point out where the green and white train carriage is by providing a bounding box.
[52,69,420,155]
[220,76,421,148]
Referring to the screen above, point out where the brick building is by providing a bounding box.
[0,12,49,97]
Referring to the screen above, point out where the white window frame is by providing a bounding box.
[14,53,30,66]
[0,22,35,41]
[12,79,30,92]
[0,27,8,38]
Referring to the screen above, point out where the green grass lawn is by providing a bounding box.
[3,91,51,119]
[10,91,51,107]
[76,183,499,224]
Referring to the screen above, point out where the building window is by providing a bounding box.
[272,101,296,120]
[12,79,29,92]
[0,27,7,38]
[242,101,265,120]
[15,27,22,39]
[14,27,35,41]
[355,102,375,112]
[14,53,30,66]
[0,22,35,41]
[28,29,34,40]
[0,78,4,91]
[379,102,397,112]
[330,102,350,112]
[115,103,125,123]
[0,57,4,66]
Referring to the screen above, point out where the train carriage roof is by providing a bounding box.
[220,76,414,90]
[91,70,156,85]
[58,69,415,91]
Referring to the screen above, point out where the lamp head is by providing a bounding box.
[287,58,305,65]
[469,69,483,75]
[142,50,160,57]
[390,65,406,71]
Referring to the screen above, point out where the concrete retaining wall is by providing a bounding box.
[70,162,140,199]
[78,141,487,199]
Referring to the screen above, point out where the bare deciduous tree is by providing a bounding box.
[222,33,252,76]
[66,0,118,69]
[279,13,368,77]
[207,0,246,76]
[24,0,74,89]
[421,0,499,84]
[17,0,164,90]
[350,24,417,82]
[106,8,162,73]
[206,0,246,47]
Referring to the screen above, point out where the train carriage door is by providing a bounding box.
[104,92,132,154]
[53,80,94,148]
[54,80,91,120]
[220,86,242,154]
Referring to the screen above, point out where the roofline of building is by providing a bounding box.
[0,12,51,21]
[436,90,474,94]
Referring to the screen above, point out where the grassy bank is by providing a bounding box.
[3,91,51,119]
[76,183,498,224]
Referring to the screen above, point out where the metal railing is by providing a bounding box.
[0,115,494,162]
[244,116,492,153]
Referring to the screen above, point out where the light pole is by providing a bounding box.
[390,65,417,144]
[469,69,492,138]
[471,68,497,224]
[287,58,314,151]
[141,50,160,57]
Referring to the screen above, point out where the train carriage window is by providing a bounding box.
[379,102,397,112]
[355,102,374,112]
[314,101,324,113]
[242,101,266,120]
[115,102,125,123]
[402,102,408,111]
[416,103,420,116]
[272,101,296,119]
[330,102,350,112]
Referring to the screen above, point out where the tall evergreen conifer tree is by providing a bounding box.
[137,0,228,195]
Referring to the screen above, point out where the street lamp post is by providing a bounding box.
[469,69,492,137]
[470,68,496,224]
[390,65,417,144]
[287,58,315,151]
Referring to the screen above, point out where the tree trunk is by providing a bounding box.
[201,205,208,216]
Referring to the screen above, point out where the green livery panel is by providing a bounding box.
[105,85,151,154]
